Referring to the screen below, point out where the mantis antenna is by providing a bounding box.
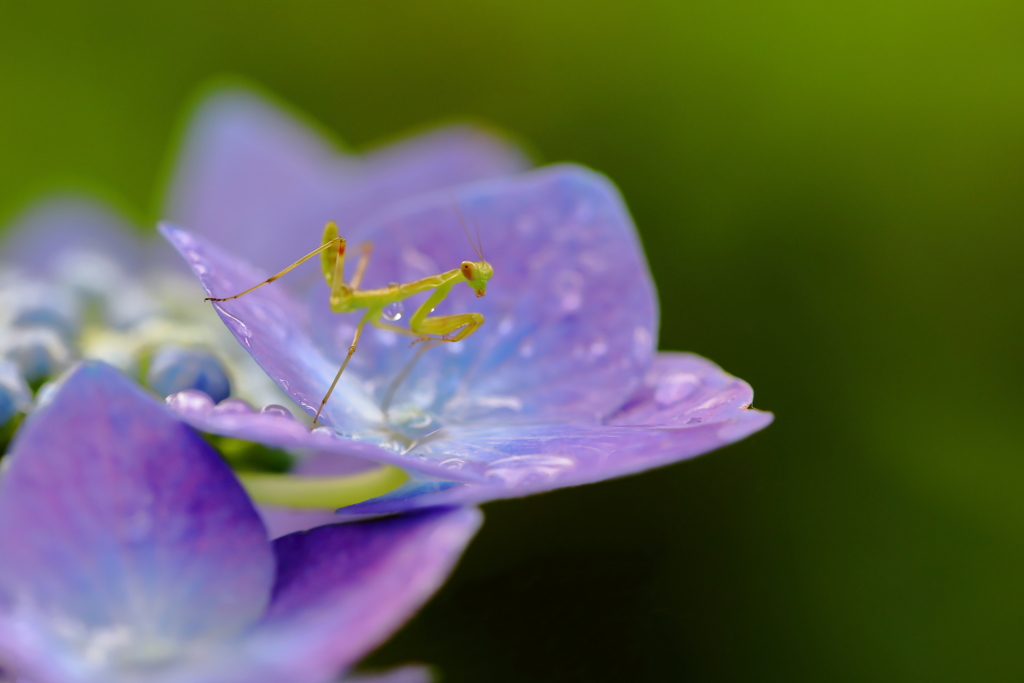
[450,193,484,260]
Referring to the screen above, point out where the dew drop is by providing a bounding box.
[213,398,253,415]
[382,300,404,322]
[553,269,584,312]
[655,373,700,407]
[213,306,252,339]
[439,457,466,470]
[165,390,214,413]
[261,404,294,419]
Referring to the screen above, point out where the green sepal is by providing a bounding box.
[237,464,408,509]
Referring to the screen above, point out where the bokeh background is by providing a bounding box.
[2,1,1022,680]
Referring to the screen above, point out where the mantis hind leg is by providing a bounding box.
[314,310,373,426]
[206,235,344,302]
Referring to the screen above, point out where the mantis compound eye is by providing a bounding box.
[461,261,476,280]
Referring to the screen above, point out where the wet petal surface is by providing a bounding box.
[163,164,657,438]
[341,353,773,516]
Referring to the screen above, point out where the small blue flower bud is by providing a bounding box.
[0,359,31,426]
[11,307,76,338]
[1,327,73,383]
[147,346,232,403]
[0,383,19,427]
[7,283,80,339]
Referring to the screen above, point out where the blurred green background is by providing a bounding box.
[2,1,1022,680]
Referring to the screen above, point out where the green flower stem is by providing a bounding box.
[236,464,408,509]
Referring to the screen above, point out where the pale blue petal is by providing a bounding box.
[0,362,274,681]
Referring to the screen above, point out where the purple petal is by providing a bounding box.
[0,362,274,670]
[162,164,657,433]
[164,88,528,273]
[165,389,486,484]
[242,507,481,681]
[0,195,145,275]
[340,353,773,516]
[256,505,354,540]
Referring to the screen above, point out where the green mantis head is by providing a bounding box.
[460,260,493,297]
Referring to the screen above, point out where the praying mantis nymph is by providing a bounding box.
[205,217,493,426]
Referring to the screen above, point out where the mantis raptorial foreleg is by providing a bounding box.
[408,285,485,344]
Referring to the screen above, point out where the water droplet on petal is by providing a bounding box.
[261,404,294,419]
[165,389,214,413]
[553,270,584,312]
[485,454,576,486]
[655,373,700,407]
[382,300,404,322]
[213,306,251,339]
[386,404,442,440]
[213,398,253,415]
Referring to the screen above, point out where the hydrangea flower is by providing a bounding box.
[163,143,774,521]
[0,89,531,536]
[0,361,478,683]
